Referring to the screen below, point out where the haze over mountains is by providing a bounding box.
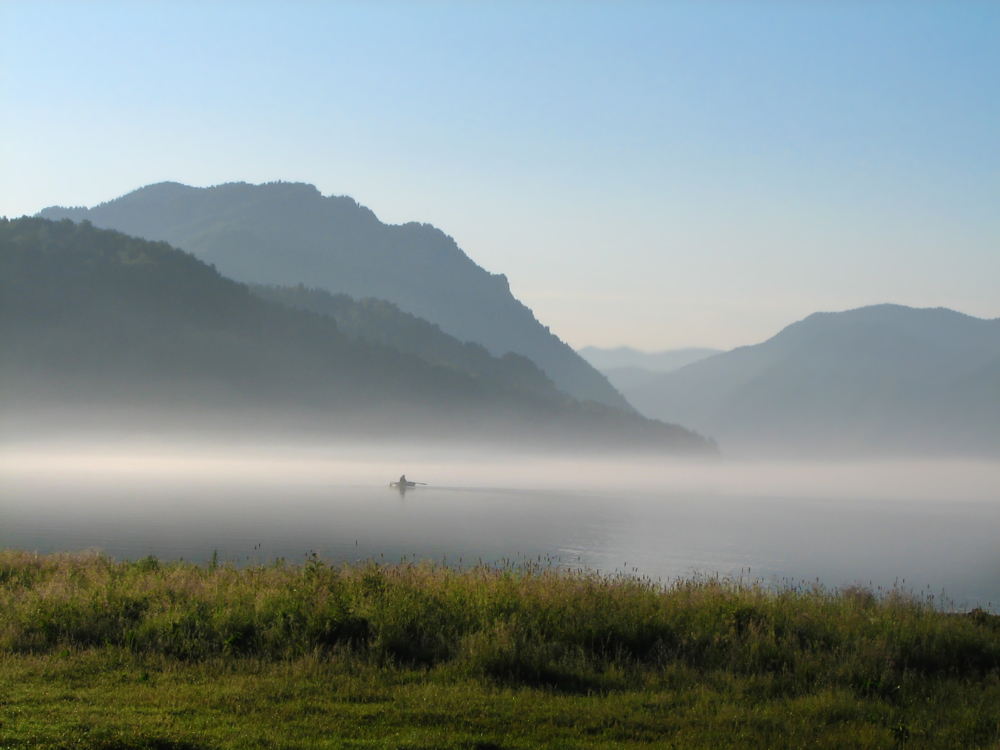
[620,305,1000,456]
[0,217,713,453]
[578,346,722,392]
[24,182,999,458]
[39,182,628,410]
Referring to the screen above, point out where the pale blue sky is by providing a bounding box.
[2,1,997,349]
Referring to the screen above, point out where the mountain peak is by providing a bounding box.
[769,304,1000,354]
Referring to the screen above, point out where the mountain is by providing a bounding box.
[38,182,630,410]
[620,305,1000,456]
[577,346,722,392]
[0,217,714,453]
[249,283,559,398]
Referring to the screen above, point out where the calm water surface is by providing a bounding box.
[2,440,998,610]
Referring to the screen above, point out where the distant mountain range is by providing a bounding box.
[27,184,997,457]
[619,304,1000,456]
[39,182,629,410]
[578,346,722,372]
[0,217,713,453]
[578,346,721,392]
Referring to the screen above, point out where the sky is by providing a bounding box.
[1,1,998,351]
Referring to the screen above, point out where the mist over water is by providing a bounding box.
[2,436,998,611]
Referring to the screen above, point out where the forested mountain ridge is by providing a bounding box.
[0,217,714,453]
[250,284,559,398]
[621,304,1000,456]
[39,181,630,410]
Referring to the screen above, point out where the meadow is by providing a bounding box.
[1,549,998,749]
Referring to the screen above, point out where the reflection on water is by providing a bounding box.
[1,440,998,610]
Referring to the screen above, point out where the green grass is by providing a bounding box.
[1,550,998,748]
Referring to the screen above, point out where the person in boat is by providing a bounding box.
[399,474,407,485]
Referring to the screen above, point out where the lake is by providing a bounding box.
[2,438,998,610]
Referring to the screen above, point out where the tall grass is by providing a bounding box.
[1,549,998,694]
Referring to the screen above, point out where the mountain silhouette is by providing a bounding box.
[0,217,713,453]
[620,304,1000,456]
[39,182,629,409]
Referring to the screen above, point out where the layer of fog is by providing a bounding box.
[4,435,999,503]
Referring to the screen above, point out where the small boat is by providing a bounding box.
[389,475,426,489]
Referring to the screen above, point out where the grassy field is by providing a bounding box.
[1,550,998,749]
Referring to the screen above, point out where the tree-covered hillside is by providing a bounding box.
[0,218,713,452]
[250,284,560,399]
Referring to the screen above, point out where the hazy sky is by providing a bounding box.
[2,1,997,350]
